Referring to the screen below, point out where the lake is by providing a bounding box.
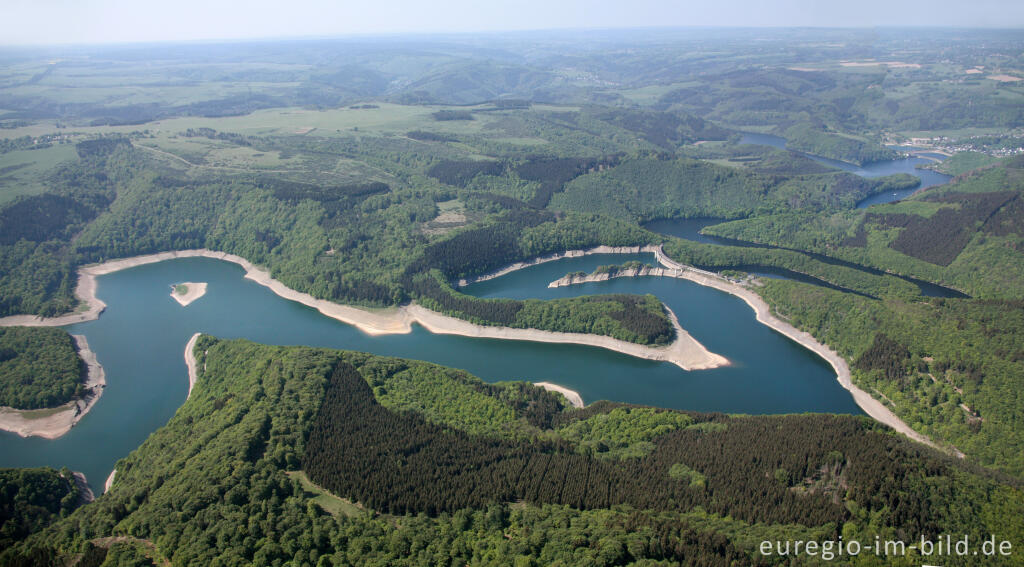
[0,254,861,490]
[738,132,952,207]
[642,217,968,299]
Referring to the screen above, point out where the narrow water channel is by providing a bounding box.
[0,254,862,489]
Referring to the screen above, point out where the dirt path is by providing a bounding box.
[133,142,293,174]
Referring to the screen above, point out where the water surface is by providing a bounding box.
[643,217,967,299]
[0,255,861,489]
[738,132,951,207]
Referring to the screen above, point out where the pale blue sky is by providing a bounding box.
[4,0,1024,45]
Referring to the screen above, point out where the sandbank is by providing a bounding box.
[0,245,944,451]
[104,469,116,494]
[0,248,728,371]
[535,382,584,409]
[555,245,950,453]
[456,245,652,287]
[184,332,200,399]
[0,335,106,439]
[171,282,208,306]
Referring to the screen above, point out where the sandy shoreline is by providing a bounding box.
[535,382,584,408]
[0,249,727,371]
[0,245,943,451]
[104,469,116,494]
[0,269,106,327]
[0,335,106,439]
[171,282,208,306]
[620,246,948,452]
[538,246,949,452]
[409,304,726,371]
[184,332,200,399]
[456,245,654,287]
[103,333,199,495]
[550,265,693,288]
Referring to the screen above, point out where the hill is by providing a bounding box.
[2,337,1021,566]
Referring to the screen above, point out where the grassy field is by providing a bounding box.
[703,158,746,169]
[0,103,562,141]
[617,81,703,104]
[897,127,1020,139]
[2,60,306,106]
[287,471,369,518]
[133,131,395,185]
[928,151,1002,175]
[135,136,296,169]
[864,199,949,218]
[0,144,78,204]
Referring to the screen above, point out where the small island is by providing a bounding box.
[170,282,208,307]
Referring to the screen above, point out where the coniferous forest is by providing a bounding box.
[2,338,1020,566]
[0,27,1023,566]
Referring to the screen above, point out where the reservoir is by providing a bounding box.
[643,217,968,299]
[0,254,860,489]
[738,132,952,207]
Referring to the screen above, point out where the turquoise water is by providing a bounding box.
[0,255,861,490]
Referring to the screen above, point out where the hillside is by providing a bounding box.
[702,157,1024,298]
[0,467,86,552]
[2,338,1021,566]
[550,155,917,220]
[0,327,83,410]
[1,31,1023,565]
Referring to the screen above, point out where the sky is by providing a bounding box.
[4,0,1024,45]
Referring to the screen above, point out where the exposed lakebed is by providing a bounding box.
[643,217,968,298]
[1,254,860,490]
[636,135,967,299]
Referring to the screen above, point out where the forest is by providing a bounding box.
[0,28,1022,565]
[756,281,1024,476]
[701,157,1024,298]
[0,98,1018,473]
[0,467,84,552]
[2,338,1021,567]
[0,327,83,410]
[781,124,897,166]
[406,271,675,345]
[551,155,919,221]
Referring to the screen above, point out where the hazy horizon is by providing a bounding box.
[4,0,1024,47]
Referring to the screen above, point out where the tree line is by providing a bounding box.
[4,338,1021,566]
